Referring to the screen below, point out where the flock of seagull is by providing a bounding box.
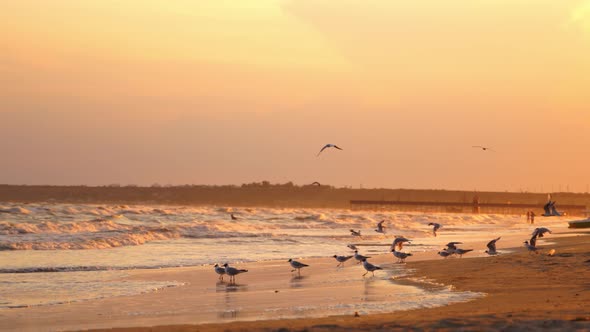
[213,143,549,284]
[214,217,553,284]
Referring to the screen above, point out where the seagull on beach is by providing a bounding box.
[350,229,362,238]
[354,250,371,264]
[391,236,411,251]
[445,242,463,254]
[437,250,452,258]
[524,240,538,254]
[391,248,413,263]
[375,220,386,233]
[333,255,354,267]
[485,237,501,255]
[532,227,552,238]
[288,259,309,275]
[529,235,537,247]
[472,145,495,152]
[230,213,238,220]
[223,263,248,284]
[361,258,382,277]
[454,248,473,258]
[428,222,441,237]
[214,263,226,281]
[317,144,343,156]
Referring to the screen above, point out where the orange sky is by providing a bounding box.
[1,0,589,192]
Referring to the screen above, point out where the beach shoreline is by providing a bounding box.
[84,232,590,332]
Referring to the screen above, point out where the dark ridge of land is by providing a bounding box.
[1,184,589,209]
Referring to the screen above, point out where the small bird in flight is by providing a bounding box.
[317,144,343,156]
[375,220,386,233]
[472,145,495,152]
[311,181,321,186]
[350,229,362,238]
[428,222,441,237]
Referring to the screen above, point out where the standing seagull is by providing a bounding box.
[353,250,371,264]
[485,237,501,255]
[317,144,343,156]
[230,213,238,220]
[428,222,442,237]
[333,254,354,267]
[472,145,495,152]
[223,263,248,284]
[437,250,452,258]
[361,258,382,277]
[214,263,226,281]
[288,259,309,275]
[375,220,386,233]
[454,248,473,258]
[445,242,463,255]
[391,248,413,263]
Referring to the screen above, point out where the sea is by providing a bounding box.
[0,202,574,318]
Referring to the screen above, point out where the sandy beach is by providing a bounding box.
[92,233,590,332]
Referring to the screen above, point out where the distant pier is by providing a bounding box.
[350,200,587,216]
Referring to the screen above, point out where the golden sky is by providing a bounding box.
[1,0,589,191]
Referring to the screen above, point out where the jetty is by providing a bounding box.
[350,199,587,216]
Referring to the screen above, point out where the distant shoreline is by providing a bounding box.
[1,184,589,210]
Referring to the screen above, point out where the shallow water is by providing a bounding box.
[0,202,575,314]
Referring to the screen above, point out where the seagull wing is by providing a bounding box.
[486,240,496,252]
[333,145,343,150]
[317,145,329,156]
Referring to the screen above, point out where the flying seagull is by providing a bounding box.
[350,229,362,238]
[532,227,552,238]
[311,181,321,186]
[391,236,411,251]
[472,145,495,152]
[428,222,441,237]
[317,144,343,156]
[375,220,386,233]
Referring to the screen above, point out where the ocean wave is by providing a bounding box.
[0,264,187,273]
[0,206,31,214]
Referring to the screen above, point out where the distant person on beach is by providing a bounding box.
[526,210,531,224]
[530,211,535,224]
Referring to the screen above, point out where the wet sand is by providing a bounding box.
[1,232,589,332]
[86,233,590,332]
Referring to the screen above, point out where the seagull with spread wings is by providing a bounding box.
[472,145,495,152]
[317,144,343,156]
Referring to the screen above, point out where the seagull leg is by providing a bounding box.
[362,271,368,277]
